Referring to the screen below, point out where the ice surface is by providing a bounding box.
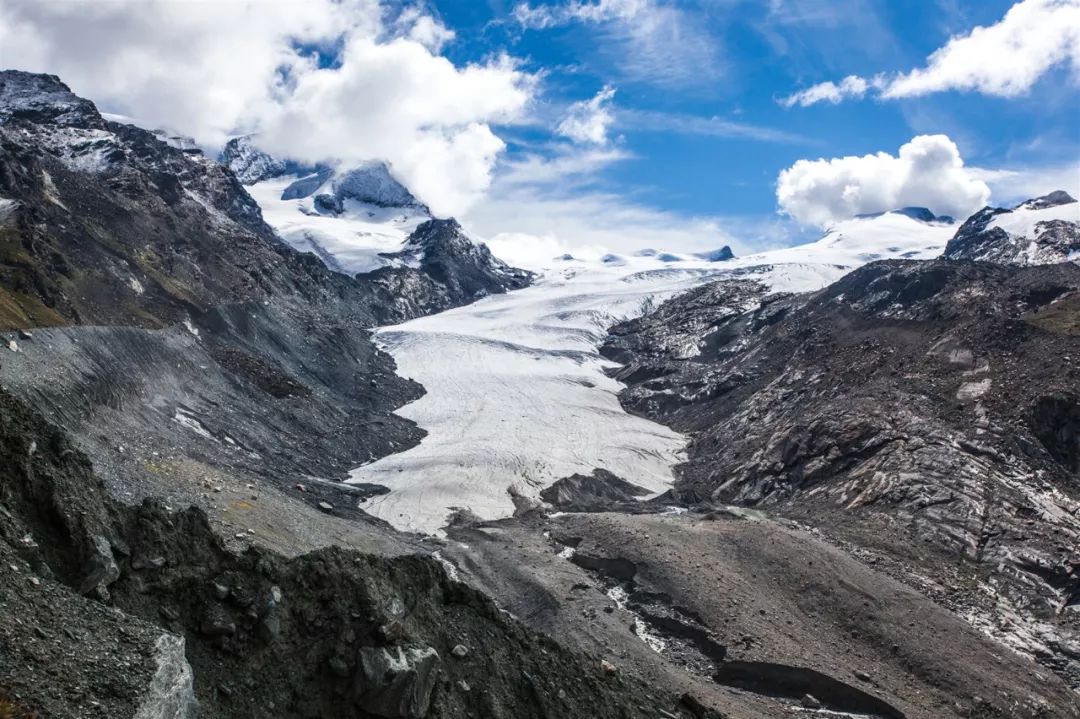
[239,174,956,536]
[344,212,953,534]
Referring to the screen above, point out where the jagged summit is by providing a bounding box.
[220,134,296,184]
[942,189,1078,265]
[221,135,424,211]
[380,218,533,297]
[0,70,103,129]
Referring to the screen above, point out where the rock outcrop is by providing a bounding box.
[604,257,1080,687]
[942,191,1078,265]
[0,386,683,719]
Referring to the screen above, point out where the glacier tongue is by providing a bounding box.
[347,261,710,534]
[346,211,954,534]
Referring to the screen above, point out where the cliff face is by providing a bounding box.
[0,386,686,719]
[603,257,1080,688]
[0,70,536,513]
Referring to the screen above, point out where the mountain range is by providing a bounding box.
[0,69,1078,719]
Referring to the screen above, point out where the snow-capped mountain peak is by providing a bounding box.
[942,190,1079,265]
[220,135,294,184]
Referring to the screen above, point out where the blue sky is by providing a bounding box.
[430,0,1080,252]
[2,0,1077,257]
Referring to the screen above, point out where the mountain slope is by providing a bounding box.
[943,191,1079,265]
[0,68,539,571]
[604,254,1080,689]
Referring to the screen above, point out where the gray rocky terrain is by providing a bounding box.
[602,242,1080,701]
[2,67,1080,719]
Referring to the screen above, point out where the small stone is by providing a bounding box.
[18,329,32,340]
[269,585,283,604]
[28,576,41,586]
[328,655,350,677]
[295,483,306,492]
[801,694,822,709]
[160,606,180,622]
[451,644,469,658]
[318,501,334,513]
[212,582,230,600]
[7,340,17,352]
[601,659,617,675]
[378,620,405,643]
[854,669,871,682]
[456,680,470,692]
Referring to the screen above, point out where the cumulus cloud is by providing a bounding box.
[776,135,991,227]
[556,86,616,144]
[0,0,533,216]
[782,0,1080,106]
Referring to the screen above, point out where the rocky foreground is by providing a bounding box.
[2,67,1080,719]
[601,222,1080,706]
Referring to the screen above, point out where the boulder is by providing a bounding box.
[79,535,120,596]
[355,645,441,718]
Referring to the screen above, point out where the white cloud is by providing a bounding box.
[969,163,1080,206]
[781,75,874,108]
[512,0,721,87]
[257,41,533,216]
[615,109,811,144]
[395,6,456,52]
[461,143,754,268]
[0,0,534,217]
[556,86,616,144]
[783,0,1080,106]
[776,134,991,227]
[512,0,647,28]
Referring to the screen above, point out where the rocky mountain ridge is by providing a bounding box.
[943,191,1078,265]
[602,213,1080,692]
[222,134,427,213]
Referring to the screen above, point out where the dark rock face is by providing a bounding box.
[0,70,103,128]
[370,219,534,316]
[604,258,1080,686]
[942,191,1079,265]
[331,162,422,209]
[694,245,735,262]
[0,70,532,500]
[0,386,683,718]
[1026,190,1077,210]
[856,207,954,224]
[220,134,311,185]
[540,468,652,512]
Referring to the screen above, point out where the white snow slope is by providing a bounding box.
[247,176,428,274]
[245,178,954,535]
[338,211,954,534]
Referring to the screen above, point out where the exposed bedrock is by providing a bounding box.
[441,510,1080,718]
[603,258,1080,687]
[0,387,686,719]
